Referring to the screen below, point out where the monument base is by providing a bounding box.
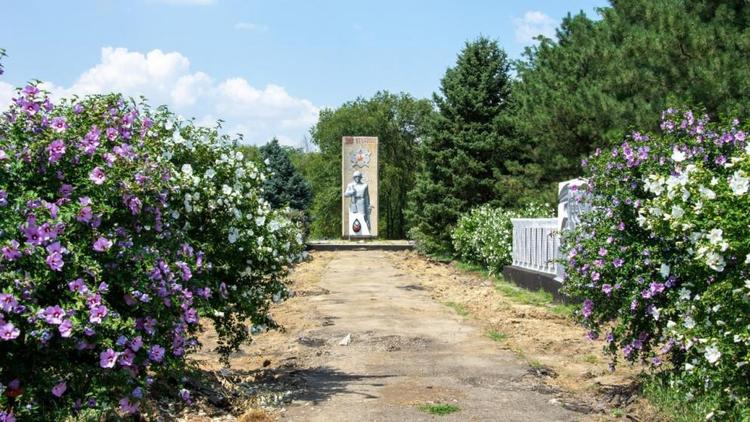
[308,240,415,251]
[502,265,571,303]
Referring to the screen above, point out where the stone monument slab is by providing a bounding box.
[342,136,378,238]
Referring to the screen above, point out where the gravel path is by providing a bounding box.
[275,250,582,421]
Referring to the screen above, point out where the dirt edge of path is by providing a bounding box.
[386,251,667,422]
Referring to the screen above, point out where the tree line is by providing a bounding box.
[248,0,750,254]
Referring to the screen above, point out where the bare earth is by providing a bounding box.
[186,251,656,422]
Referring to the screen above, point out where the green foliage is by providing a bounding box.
[417,403,460,415]
[642,373,727,422]
[406,37,514,254]
[509,0,750,201]
[452,202,552,275]
[443,301,469,317]
[561,110,750,418]
[309,91,433,239]
[259,138,313,213]
[487,330,508,342]
[0,87,304,420]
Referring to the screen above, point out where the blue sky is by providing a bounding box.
[1,0,607,145]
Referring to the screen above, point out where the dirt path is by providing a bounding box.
[193,250,591,421]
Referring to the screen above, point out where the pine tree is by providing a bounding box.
[406,37,513,254]
[510,0,750,201]
[259,138,313,213]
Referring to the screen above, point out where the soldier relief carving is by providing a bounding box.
[342,137,378,237]
[344,171,372,235]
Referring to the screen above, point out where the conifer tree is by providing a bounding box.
[259,138,313,213]
[406,37,513,254]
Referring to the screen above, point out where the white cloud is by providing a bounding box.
[0,81,15,110]
[2,47,319,146]
[514,11,557,44]
[234,22,269,32]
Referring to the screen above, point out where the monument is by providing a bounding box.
[557,178,590,232]
[342,136,378,237]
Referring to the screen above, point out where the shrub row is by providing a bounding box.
[561,110,750,418]
[0,86,304,420]
[451,202,552,275]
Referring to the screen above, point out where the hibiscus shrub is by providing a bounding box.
[0,86,303,421]
[452,202,552,275]
[162,119,305,358]
[561,109,750,418]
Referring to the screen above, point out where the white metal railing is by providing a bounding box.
[510,218,560,278]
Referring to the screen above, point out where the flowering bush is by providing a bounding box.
[561,109,750,418]
[452,202,552,274]
[0,84,303,420]
[162,120,305,357]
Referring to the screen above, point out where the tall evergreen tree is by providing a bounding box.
[509,0,750,201]
[259,138,313,213]
[406,37,513,254]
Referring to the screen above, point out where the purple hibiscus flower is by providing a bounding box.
[124,195,142,215]
[77,206,94,223]
[148,345,165,362]
[105,127,118,141]
[47,139,66,163]
[0,322,20,341]
[179,389,191,403]
[130,336,143,352]
[0,190,7,207]
[0,149,7,160]
[1,240,21,261]
[50,116,68,133]
[88,305,108,324]
[22,85,40,97]
[58,319,73,337]
[601,284,613,296]
[118,349,136,367]
[184,308,199,324]
[68,278,89,294]
[22,224,43,246]
[582,299,594,318]
[46,251,64,271]
[21,100,40,116]
[649,282,666,296]
[51,381,67,397]
[119,398,139,415]
[43,305,65,325]
[176,261,192,281]
[0,293,18,312]
[89,167,106,185]
[92,236,113,252]
[99,348,118,368]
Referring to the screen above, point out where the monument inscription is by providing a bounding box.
[342,136,378,237]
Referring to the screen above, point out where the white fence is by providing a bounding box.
[510,218,561,279]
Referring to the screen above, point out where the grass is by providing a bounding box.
[418,403,460,416]
[487,330,508,342]
[528,359,544,369]
[642,375,724,421]
[444,301,469,317]
[454,260,575,316]
[580,354,599,364]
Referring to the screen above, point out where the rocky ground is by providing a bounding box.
[171,250,664,421]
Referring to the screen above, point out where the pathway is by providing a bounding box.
[271,250,581,421]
